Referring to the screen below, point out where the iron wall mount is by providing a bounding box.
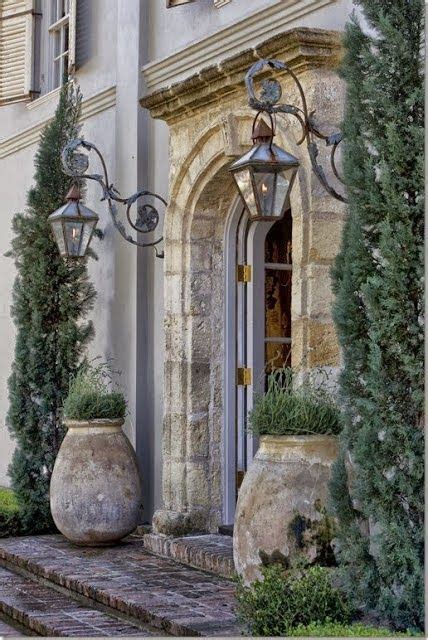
[245,58,347,203]
[61,138,166,258]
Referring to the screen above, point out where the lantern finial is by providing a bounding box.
[252,119,274,144]
[65,184,81,201]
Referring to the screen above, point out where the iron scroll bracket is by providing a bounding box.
[61,138,166,258]
[245,58,347,203]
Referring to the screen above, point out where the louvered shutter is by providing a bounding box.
[0,0,37,105]
[68,0,76,72]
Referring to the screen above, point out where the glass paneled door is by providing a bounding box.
[224,203,293,524]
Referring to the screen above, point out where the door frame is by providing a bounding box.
[223,199,276,524]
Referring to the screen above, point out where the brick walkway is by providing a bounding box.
[0,565,156,636]
[0,535,242,637]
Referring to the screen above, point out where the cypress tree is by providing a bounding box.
[330,0,424,630]
[331,0,424,628]
[7,83,96,533]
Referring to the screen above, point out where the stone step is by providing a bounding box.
[0,565,156,637]
[141,533,235,579]
[0,535,242,637]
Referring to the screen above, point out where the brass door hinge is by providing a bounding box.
[237,264,252,283]
[237,367,252,386]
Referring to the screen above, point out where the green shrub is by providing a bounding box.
[289,621,416,636]
[0,487,18,516]
[248,368,342,437]
[63,360,126,421]
[235,564,351,636]
[0,487,22,538]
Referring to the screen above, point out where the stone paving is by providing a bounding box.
[0,535,243,637]
[0,565,156,636]
[142,533,234,579]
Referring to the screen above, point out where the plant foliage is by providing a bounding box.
[288,621,416,637]
[63,359,126,421]
[235,564,351,636]
[7,83,96,533]
[248,368,342,436]
[330,0,424,630]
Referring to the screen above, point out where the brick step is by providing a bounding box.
[0,535,242,637]
[0,565,157,637]
[140,533,235,580]
[0,610,30,637]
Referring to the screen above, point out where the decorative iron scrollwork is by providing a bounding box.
[62,138,166,258]
[245,58,347,203]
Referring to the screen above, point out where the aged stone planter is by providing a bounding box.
[233,434,338,583]
[50,419,142,546]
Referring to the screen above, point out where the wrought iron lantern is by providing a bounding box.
[49,138,166,259]
[229,117,299,221]
[231,58,347,216]
[48,184,99,257]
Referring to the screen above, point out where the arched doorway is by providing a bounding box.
[223,202,293,524]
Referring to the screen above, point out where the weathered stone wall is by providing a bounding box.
[140,28,346,534]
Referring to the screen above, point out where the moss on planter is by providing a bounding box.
[288,501,337,566]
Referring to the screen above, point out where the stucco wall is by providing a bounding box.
[0,0,162,511]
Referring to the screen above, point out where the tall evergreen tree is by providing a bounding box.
[330,0,424,630]
[7,83,96,533]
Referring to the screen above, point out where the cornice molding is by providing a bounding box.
[142,0,337,92]
[0,86,116,159]
[140,28,343,125]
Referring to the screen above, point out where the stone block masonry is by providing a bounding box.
[140,27,346,536]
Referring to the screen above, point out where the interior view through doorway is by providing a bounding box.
[223,202,293,526]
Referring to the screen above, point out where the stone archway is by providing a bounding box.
[141,27,346,534]
[153,133,246,535]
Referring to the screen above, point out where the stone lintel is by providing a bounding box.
[140,28,343,124]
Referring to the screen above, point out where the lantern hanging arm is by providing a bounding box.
[245,58,347,203]
[61,138,166,258]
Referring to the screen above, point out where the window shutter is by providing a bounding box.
[0,0,37,105]
[68,0,76,72]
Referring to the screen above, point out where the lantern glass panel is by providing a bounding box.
[65,221,83,256]
[79,220,96,256]
[273,169,295,216]
[253,169,295,219]
[233,168,258,218]
[253,172,276,218]
[51,220,66,255]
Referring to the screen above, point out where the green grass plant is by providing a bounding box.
[63,359,126,421]
[248,367,342,437]
[288,621,417,636]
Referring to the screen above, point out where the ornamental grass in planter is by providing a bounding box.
[233,368,342,583]
[50,360,142,546]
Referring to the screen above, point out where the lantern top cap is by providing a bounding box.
[252,118,274,143]
[66,184,81,201]
[229,140,300,172]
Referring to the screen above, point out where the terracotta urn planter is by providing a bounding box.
[233,434,338,583]
[50,418,142,546]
